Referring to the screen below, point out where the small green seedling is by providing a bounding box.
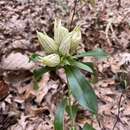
[31,19,108,130]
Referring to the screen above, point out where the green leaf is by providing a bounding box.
[74,48,108,59]
[65,66,98,114]
[72,61,93,73]
[54,99,67,130]
[82,124,95,130]
[83,62,98,83]
[33,67,49,81]
[30,53,41,62]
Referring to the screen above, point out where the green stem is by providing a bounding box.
[68,88,75,130]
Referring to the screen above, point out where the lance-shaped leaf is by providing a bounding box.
[83,62,98,83]
[71,61,93,73]
[74,48,108,59]
[54,99,67,130]
[65,66,98,114]
[82,124,95,130]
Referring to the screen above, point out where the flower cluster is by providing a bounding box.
[37,19,81,67]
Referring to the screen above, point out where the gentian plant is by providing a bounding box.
[31,19,108,130]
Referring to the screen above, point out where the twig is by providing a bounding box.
[105,19,113,46]
[76,2,88,12]
[117,0,121,9]
[110,22,121,44]
[69,0,78,31]
[112,93,123,130]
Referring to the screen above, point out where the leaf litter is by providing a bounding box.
[0,0,130,130]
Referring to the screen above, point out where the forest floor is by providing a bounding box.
[0,0,130,130]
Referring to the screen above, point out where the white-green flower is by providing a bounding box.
[59,33,72,56]
[39,54,60,67]
[70,26,81,54]
[54,19,69,46]
[37,19,82,59]
[37,31,58,53]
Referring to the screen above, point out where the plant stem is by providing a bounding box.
[68,88,75,129]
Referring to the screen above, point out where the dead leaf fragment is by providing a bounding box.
[0,52,34,70]
[0,80,9,100]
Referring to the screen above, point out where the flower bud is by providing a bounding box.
[40,54,60,67]
[70,26,81,54]
[37,31,58,53]
[54,19,69,46]
[59,33,72,56]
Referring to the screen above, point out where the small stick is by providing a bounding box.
[76,2,88,12]
[112,93,123,130]
[69,0,78,31]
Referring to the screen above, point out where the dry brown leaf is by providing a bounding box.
[0,52,34,70]
[35,73,50,104]
[0,80,9,100]
[30,106,47,116]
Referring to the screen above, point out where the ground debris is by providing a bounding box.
[0,0,130,130]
